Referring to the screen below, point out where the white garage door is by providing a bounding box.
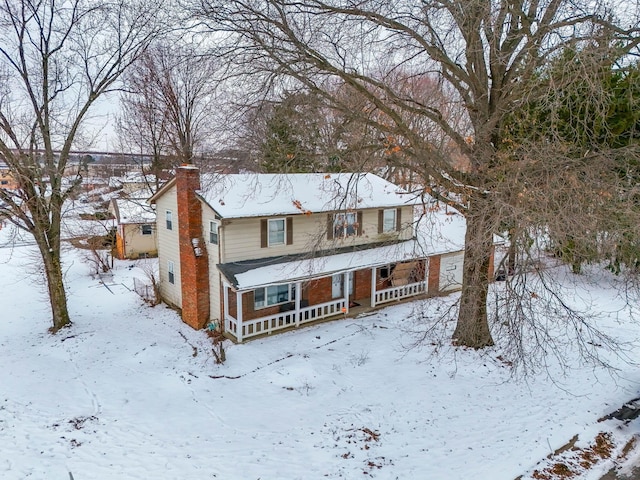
[439,252,464,292]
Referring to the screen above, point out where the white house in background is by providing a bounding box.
[109,198,157,259]
[117,172,159,195]
[150,165,491,342]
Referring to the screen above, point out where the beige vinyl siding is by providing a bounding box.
[155,185,182,308]
[203,205,222,323]
[221,206,415,263]
[122,224,157,258]
[222,214,325,263]
[398,205,415,239]
[209,271,222,325]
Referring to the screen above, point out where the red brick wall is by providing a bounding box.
[307,276,333,305]
[176,166,210,329]
[428,255,441,294]
[353,269,372,302]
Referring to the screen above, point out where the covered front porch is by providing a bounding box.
[222,258,430,342]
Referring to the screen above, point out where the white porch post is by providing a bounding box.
[343,273,350,314]
[370,267,377,308]
[295,281,301,327]
[223,283,230,330]
[424,258,429,293]
[236,290,244,343]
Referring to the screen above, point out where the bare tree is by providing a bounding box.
[116,58,170,192]
[117,40,219,174]
[0,0,168,331]
[194,0,640,349]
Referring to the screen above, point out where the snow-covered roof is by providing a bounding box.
[221,203,468,290]
[197,172,418,219]
[125,186,156,198]
[121,172,157,184]
[111,198,155,225]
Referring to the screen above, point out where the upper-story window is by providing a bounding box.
[378,208,401,234]
[209,221,219,245]
[261,217,292,248]
[333,212,359,238]
[268,218,285,246]
[166,210,173,230]
[141,224,153,235]
[382,209,397,233]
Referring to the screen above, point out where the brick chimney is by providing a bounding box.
[176,165,210,329]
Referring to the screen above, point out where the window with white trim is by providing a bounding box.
[268,218,285,246]
[168,260,175,284]
[209,221,219,244]
[382,209,397,233]
[165,210,173,230]
[333,212,357,238]
[254,284,296,309]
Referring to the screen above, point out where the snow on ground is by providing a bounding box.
[1,233,640,479]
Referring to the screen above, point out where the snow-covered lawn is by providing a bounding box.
[1,239,640,479]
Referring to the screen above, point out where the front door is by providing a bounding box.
[332,274,343,299]
[332,273,354,299]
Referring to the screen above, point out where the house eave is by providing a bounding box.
[217,238,431,291]
[148,177,177,204]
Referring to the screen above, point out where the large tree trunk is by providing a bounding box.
[453,199,495,348]
[42,247,71,332]
[33,219,71,332]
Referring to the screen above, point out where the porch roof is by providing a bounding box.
[218,239,428,290]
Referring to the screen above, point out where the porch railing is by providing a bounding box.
[299,299,346,326]
[225,298,347,342]
[374,280,426,306]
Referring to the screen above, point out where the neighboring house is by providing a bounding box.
[109,198,158,259]
[117,172,160,195]
[150,166,491,342]
[0,165,18,190]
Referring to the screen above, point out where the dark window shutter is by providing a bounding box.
[378,209,384,234]
[286,217,293,245]
[327,214,334,240]
[260,219,267,248]
[357,211,363,236]
[396,208,402,232]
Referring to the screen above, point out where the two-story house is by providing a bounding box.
[150,165,480,342]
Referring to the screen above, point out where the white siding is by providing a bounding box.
[439,252,464,292]
[203,205,222,323]
[155,185,182,308]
